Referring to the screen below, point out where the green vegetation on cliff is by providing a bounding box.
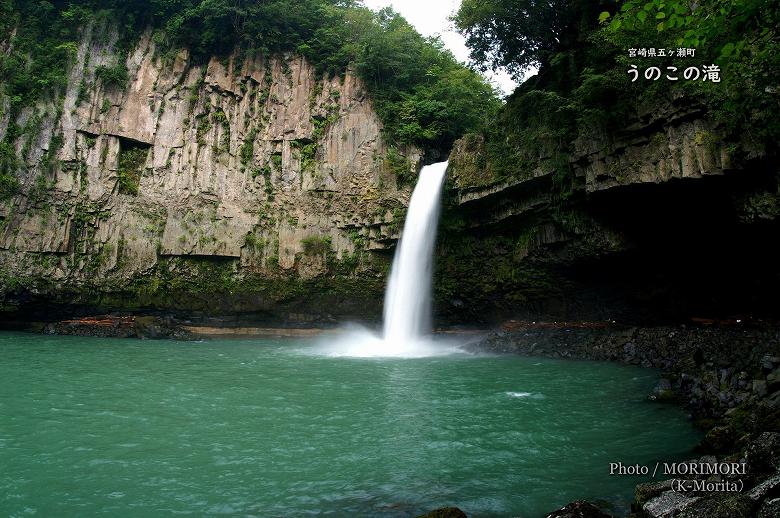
[436,0,780,317]
[0,0,499,159]
[601,0,780,147]
[451,0,780,188]
[116,146,147,196]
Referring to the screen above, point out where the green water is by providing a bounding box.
[0,332,701,517]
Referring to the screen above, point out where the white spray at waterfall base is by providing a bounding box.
[383,161,448,345]
[317,161,462,358]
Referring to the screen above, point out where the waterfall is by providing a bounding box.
[315,161,454,358]
[382,161,448,345]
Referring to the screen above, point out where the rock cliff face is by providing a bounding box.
[2,23,778,327]
[442,94,779,324]
[0,26,421,323]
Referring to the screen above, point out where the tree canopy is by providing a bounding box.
[600,0,780,147]
[451,0,780,189]
[453,0,608,79]
[0,0,500,152]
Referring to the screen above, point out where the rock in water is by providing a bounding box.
[545,500,612,518]
[652,378,675,401]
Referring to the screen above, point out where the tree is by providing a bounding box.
[0,0,500,152]
[453,0,609,80]
[601,0,780,147]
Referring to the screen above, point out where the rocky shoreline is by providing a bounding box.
[4,314,341,340]
[470,321,780,518]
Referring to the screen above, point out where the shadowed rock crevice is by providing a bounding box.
[441,96,780,325]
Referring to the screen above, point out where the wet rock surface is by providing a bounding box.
[677,493,754,518]
[43,315,194,340]
[545,500,613,518]
[642,490,699,518]
[634,480,673,509]
[757,497,780,518]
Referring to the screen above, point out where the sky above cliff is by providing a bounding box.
[362,0,520,96]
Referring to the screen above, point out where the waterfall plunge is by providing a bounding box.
[383,161,448,345]
[316,161,456,358]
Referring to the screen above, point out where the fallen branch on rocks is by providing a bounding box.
[44,315,194,340]
[59,316,136,328]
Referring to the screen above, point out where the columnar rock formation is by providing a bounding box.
[443,96,779,323]
[0,26,420,320]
